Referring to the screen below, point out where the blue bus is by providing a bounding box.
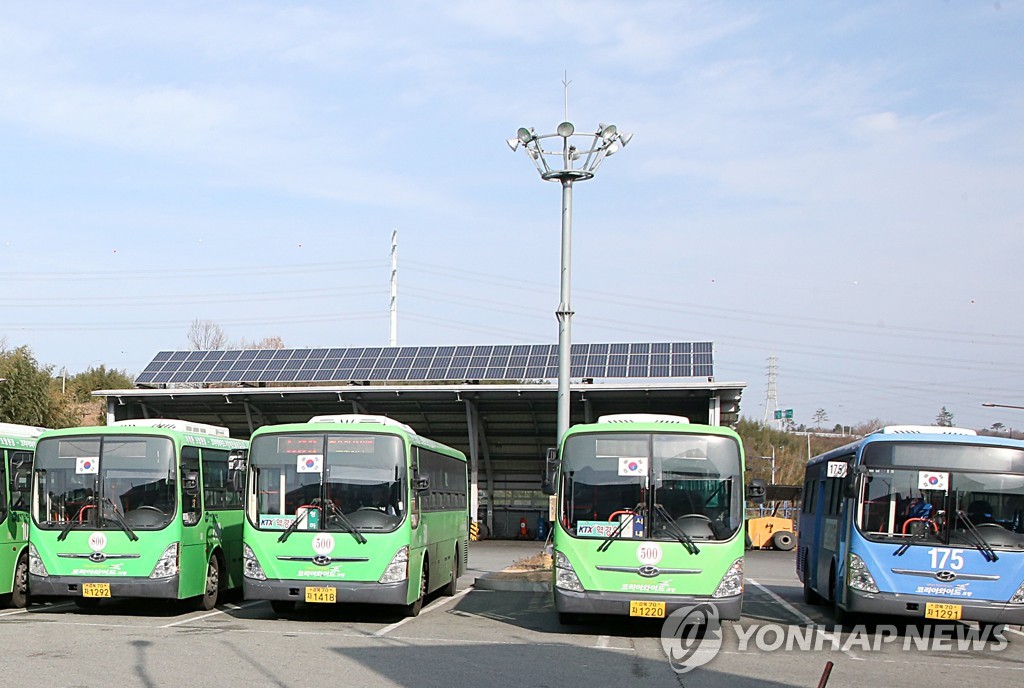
[798,425,1024,626]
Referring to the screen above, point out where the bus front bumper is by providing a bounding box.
[554,586,742,621]
[29,574,180,599]
[244,578,411,606]
[846,588,1024,625]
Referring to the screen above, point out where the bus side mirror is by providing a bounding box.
[414,476,430,492]
[183,471,200,497]
[541,447,559,496]
[747,479,767,504]
[843,480,859,499]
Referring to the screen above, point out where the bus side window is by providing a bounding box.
[9,451,33,509]
[181,446,203,526]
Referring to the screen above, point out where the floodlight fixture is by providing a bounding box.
[506,116,630,443]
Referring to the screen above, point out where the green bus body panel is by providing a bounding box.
[29,425,248,600]
[553,528,743,596]
[243,420,468,605]
[553,420,747,600]
[1,433,38,597]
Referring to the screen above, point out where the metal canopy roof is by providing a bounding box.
[98,379,744,493]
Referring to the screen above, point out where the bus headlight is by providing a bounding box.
[149,543,179,579]
[848,553,879,593]
[28,543,48,577]
[712,558,743,598]
[1010,579,1024,604]
[554,551,584,592]
[379,546,409,584]
[243,543,267,581]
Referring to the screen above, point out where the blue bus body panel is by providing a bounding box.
[849,530,1023,602]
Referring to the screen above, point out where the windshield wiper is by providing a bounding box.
[277,507,312,543]
[100,496,138,541]
[653,503,700,555]
[956,510,999,562]
[597,502,645,553]
[57,497,95,541]
[316,498,367,544]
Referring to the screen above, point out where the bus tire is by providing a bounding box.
[270,600,296,615]
[193,555,220,611]
[829,562,851,625]
[802,564,823,605]
[10,553,29,609]
[406,557,428,617]
[442,547,459,597]
[772,531,795,551]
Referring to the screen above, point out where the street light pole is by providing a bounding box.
[508,120,631,443]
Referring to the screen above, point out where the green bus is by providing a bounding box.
[544,414,758,624]
[29,419,248,610]
[241,414,468,617]
[1,423,46,608]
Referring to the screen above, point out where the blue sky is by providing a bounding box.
[1,1,1022,431]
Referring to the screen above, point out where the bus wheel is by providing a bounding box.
[11,553,30,609]
[270,600,296,615]
[803,568,823,605]
[772,531,795,551]
[405,559,428,617]
[829,564,849,625]
[442,548,459,597]
[194,556,220,611]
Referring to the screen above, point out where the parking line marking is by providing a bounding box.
[373,586,473,637]
[160,600,262,628]
[747,577,861,661]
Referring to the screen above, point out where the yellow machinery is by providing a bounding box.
[746,515,796,550]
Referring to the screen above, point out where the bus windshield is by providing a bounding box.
[856,442,1024,550]
[33,436,177,531]
[560,432,742,542]
[249,433,406,532]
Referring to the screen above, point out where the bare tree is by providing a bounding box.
[812,408,829,429]
[187,319,228,350]
[237,333,286,350]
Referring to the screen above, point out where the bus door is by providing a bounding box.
[6,451,32,543]
[179,446,205,598]
[817,456,852,596]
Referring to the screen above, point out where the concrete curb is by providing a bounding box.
[473,573,552,593]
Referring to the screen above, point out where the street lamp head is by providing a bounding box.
[516,127,535,144]
[598,123,617,141]
[619,132,633,147]
[506,137,521,152]
[556,121,574,137]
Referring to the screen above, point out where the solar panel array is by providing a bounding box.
[135,342,714,386]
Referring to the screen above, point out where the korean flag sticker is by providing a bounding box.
[297,454,324,473]
[618,456,649,477]
[918,471,949,491]
[76,457,99,474]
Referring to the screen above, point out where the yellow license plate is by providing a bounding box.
[629,600,666,618]
[304,586,336,604]
[925,603,962,620]
[82,583,111,598]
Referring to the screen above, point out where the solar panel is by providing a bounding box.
[134,342,714,386]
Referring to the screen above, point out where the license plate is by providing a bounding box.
[925,603,962,620]
[629,600,666,618]
[82,583,111,598]
[304,586,336,604]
